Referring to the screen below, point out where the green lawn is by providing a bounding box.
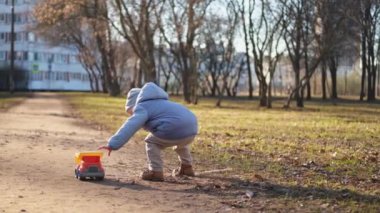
[0,92,29,111]
[65,93,380,211]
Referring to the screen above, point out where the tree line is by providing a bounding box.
[32,0,380,107]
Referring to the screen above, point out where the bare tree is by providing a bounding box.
[234,0,284,107]
[345,0,380,102]
[34,0,123,96]
[319,0,358,100]
[196,1,242,107]
[215,3,239,106]
[156,41,181,92]
[281,0,309,107]
[226,55,246,97]
[109,0,163,83]
[158,0,213,104]
[198,20,223,97]
[233,0,254,99]
[281,0,332,108]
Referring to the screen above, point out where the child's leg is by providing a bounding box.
[173,143,193,166]
[145,142,164,172]
[145,134,165,172]
[173,137,196,176]
[145,134,195,170]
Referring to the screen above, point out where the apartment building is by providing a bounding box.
[0,0,91,90]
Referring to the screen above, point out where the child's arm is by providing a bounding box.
[107,106,148,150]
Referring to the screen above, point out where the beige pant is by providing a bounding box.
[144,133,195,172]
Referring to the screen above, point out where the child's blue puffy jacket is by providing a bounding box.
[107,83,198,150]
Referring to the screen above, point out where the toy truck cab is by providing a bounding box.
[74,151,105,181]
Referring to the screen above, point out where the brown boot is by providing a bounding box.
[174,164,195,177]
[140,170,164,181]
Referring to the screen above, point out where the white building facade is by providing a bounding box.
[0,0,91,91]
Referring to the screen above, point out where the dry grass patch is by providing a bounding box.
[65,93,380,211]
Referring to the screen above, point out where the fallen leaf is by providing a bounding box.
[321,203,329,208]
[245,190,256,199]
[367,156,377,163]
[253,174,265,181]
[225,132,233,137]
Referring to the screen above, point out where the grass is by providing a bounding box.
[0,92,29,111]
[65,92,380,211]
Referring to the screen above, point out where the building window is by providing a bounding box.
[0,51,5,61]
[15,51,23,60]
[34,52,39,61]
[30,71,43,81]
[63,55,69,64]
[28,32,35,42]
[64,72,70,81]
[16,32,23,41]
[70,55,78,64]
[44,71,54,80]
[56,72,64,81]
[70,72,82,80]
[15,14,21,24]
[0,32,5,42]
[28,52,33,61]
[0,0,31,5]
[0,13,5,23]
[23,51,28,61]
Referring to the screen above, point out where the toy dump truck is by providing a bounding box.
[74,151,105,181]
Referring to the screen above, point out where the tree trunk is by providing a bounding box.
[182,71,191,103]
[360,31,367,101]
[94,75,99,92]
[306,79,311,100]
[108,81,120,96]
[190,72,198,104]
[344,69,348,95]
[367,60,373,102]
[297,91,304,107]
[299,83,304,107]
[330,68,338,99]
[259,83,267,107]
[367,43,376,101]
[241,16,253,99]
[211,74,217,96]
[215,78,227,107]
[295,68,303,107]
[267,75,273,108]
[140,57,156,83]
[313,73,317,96]
[88,73,94,92]
[304,45,311,100]
[164,76,169,91]
[377,65,380,97]
[137,67,143,87]
[101,74,107,93]
[321,62,327,100]
[329,57,338,99]
[373,67,377,99]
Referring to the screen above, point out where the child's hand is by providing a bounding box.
[98,145,112,156]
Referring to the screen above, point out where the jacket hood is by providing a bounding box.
[136,82,169,105]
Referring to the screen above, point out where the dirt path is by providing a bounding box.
[0,93,236,213]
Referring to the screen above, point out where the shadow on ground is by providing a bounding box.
[88,174,380,206]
